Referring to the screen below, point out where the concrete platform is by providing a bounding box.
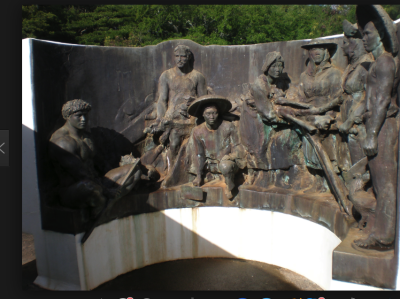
[23,258,321,291]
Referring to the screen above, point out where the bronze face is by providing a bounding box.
[268,61,283,79]
[68,111,87,130]
[203,106,218,126]
[362,21,382,52]
[342,36,351,57]
[309,47,326,63]
[174,48,189,68]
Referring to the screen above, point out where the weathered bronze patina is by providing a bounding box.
[187,95,245,199]
[143,45,208,174]
[33,4,400,289]
[49,100,142,239]
[239,51,311,189]
[351,5,400,250]
[293,39,353,214]
[337,20,374,229]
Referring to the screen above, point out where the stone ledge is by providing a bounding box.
[333,227,396,289]
[41,184,353,239]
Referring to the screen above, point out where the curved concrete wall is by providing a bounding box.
[35,207,341,290]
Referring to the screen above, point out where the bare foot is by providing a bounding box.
[354,235,394,251]
[243,176,253,186]
[192,176,202,187]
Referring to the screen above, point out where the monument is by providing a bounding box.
[22,5,400,291]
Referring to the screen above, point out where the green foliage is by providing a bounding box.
[22,5,58,39]
[22,5,396,47]
[383,5,400,20]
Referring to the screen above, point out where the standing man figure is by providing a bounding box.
[353,5,400,250]
[151,45,208,165]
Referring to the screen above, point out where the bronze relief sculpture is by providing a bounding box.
[187,95,245,199]
[239,52,310,189]
[351,5,400,250]
[49,100,142,221]
[41,5,400,290]
[337,20,375,229]
[145,45,207,168]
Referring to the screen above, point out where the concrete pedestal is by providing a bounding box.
[33,208,341,290]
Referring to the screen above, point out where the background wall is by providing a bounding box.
[30,34,350,202]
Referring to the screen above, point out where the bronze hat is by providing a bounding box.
[356,5,399,54]
[301,38,338,51]
[301,38,338,61]
[261,51,284,74]
[188,94,232,118]
[343,19,360,37]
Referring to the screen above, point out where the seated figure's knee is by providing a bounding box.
[61,179,104,208]
[78,180,104,206]
[219,160,236,175]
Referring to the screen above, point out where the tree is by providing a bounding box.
[22,5,397,47]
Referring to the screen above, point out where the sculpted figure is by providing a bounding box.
[146,45,207,166]
[294,39,344,168]
[240,52,313,186]
[188,95,245,199]
[339,20,374,141]
[49,100,141,219]
[353,5,400,250]
[293,39,353,213]
[337,20,375,228]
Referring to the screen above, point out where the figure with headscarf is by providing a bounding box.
[352,5,400,250]
[239,52,316,186]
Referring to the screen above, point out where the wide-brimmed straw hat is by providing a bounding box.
[356,5,399,54]
[188,95,232,118]
[301,39,338,58]
[261,51,284,74]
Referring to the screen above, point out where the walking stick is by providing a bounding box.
[303,131,351,215]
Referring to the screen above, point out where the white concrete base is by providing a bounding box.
[34,207,341,290]
[330,279,388,290]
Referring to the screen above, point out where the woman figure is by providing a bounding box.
[240,52,313,187]
[293,39,353,213]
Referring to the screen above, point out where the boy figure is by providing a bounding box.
[188,95,245,199]
[49,99,141,219]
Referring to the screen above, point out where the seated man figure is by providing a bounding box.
[49,99,141,219]
[188,95,245,199]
